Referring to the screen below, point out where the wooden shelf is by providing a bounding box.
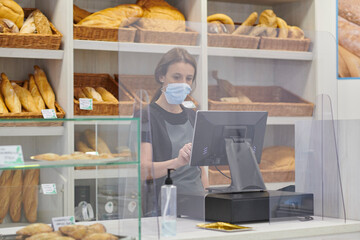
[0,48,64,59]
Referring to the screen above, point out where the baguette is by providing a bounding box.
[338,16,360,59]
[12,83,39,112]
[23,169,40,223]
[1,72,21,113]
[76,140,95,153]
[83,87,103,102]
[73,4,91,24]
[23,80,29,90]
[339,45,360,78]
[9,170,23,222]
[29,74,46,111]
[0,170,13,223]
[84,129,112,154]
[95,87,118,103]
[276,17,288,38]
[33,66,55,109]
[0,89,8,113]
[232,12,258,35]
[74,87,87,100]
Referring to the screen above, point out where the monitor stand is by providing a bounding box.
[207,138,266,193]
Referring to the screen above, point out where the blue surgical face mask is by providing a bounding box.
[163,83,192,105]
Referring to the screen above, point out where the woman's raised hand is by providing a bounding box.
[177,143,192,167]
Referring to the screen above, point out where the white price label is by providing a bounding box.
[42,184,57,195]
[0,145,24,165]
[52,216,75,231]
[41,109,57,119]
[79,98,93,110]
[182,101,196,109]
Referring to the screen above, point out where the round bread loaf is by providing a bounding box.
[0,0,24,28]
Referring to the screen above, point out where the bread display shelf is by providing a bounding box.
[208,85,314,116]
[134,27,199,46]
[74,73,135,116]
[259,37,311,52]
[208,33,260,49]
[115,74,199,108]
[73,25,136,42]
[0,9,62,50]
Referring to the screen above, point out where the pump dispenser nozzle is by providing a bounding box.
[165,169,175,185]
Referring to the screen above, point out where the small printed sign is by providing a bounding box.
[41,109,57,119]
[182,101,196,109]
[79,98,93,110]
[0,145,24,165]
[42,184,57,195]
[52,216,75,231]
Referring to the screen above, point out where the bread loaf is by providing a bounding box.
[83,87,103,102]
[9,169,22,222]
[33,9,52,34]
[20,12,36,33]
[16,223,53,236]
[78,4,143,28]
[83,233,118,240]
[25,232,62,240]
[259,9,277,28]
[276,17,288,38]
[1,72,21,113]
[84,129,112,154]
[287,26,304,39]
[232,12,258,35]
[73,4,91,24]
[0,18,19,33]
[339,45,360,78]
[31,153,60,161]
[338,16,360,59]
[338,45,351,78]
[0,0,24,28]
[59,225,88,239]
[74,87,87,100]
[259,146,295,171]
[95,87,118,103]
[0,170,13,223]
[76,140,95,153]
[207,13,235,33]
[207,20,228,34]
[23,169,40,223]
[34,65,55,109]
[0,90,8,113]
[248,24,267,36]
[136,0,186,32]
[12,83,39,112]
[29,74,46,111]
[338,0,360,26]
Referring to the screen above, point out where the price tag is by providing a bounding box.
[182,101,196,109]
[41,109,57,119]
[0,145,24,165]
[41,184,57,195]
[79,98,93,110]
[52,216,75,231]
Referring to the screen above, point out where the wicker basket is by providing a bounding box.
[74,73,135,116]
[135,26,199,46]
[73,25,136,42]
[208,33,260,49]
[259,37,311,52]
[0,8,62,50]
[115,74,199,108]
[208,85,314,116]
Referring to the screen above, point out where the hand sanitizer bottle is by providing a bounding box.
[161,169,177,237]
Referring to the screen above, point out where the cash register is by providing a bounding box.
[177,111,314,223]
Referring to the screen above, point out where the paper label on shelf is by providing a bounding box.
[42,184,57,195]
[42,109,57,119]
[0,145,24,164]
[182,101,196,109]
[52,216,75,231]
[79,98,93,110]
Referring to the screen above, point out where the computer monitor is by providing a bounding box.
[190,110,268,192]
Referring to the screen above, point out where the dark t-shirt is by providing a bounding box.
[138,103,204,216]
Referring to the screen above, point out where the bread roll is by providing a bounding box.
[29,74,46,111]
[259,9,277,28]
[12,83,39,112]
[339,45,360,78]
[73,4,91,24]
[74,87,87,100]
[59,225,88,239]
[338,0,360,26]
[16,223,53,236]
[78,4,143,28]
[83,87,103,102]
[0,0,24,28]
[1,72,21,113]
[84,129,112,154]
[232,12,258,35]
[288,26,304,39]
[136,0,186,32]
[276,17,288,38]
[76,140,94,153]
[23,169,40,223]
[9,169,22,222]
[0,18,18,33]
[33,9,52,34]
[25,232,62,240]
[207,20,228,34]
[34,65,55,109]
[207,13,235,33]
[0,90,8,113]
[95,87,118,103]
[338,16,360,59]
[83,233,118,240]
[20,12,36,33]
[86,223,106,236]
[0,170,13,223]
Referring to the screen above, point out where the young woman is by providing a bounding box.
[139,47,208,216]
